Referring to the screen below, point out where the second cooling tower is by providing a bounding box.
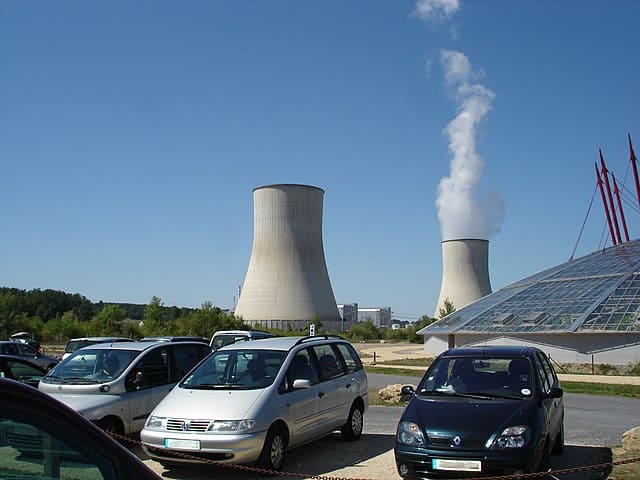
[434,238,492,318]
[234,184,341,330]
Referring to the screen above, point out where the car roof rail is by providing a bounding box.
[293,334,345,347]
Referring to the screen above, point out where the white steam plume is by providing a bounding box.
[413,0,460,22]
[436,50,504,241]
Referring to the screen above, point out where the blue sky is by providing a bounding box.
[2,1,639,320]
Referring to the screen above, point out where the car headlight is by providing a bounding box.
[397,421,425,446]
[490,426,531,449]
[208,420,255,433]
[146,416,166,430]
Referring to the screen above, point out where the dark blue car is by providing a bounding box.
[394,345,564,478]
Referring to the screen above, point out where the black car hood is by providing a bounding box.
[403,395,536,440]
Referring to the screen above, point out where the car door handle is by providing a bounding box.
[318,392,325,398]
[345,383,351,388]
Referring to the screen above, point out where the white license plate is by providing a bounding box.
[432,458,481,472]
[164,438,201,450]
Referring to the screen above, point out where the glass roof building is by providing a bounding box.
[418,239,640,364]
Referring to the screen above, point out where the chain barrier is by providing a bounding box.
[110,432,640,480]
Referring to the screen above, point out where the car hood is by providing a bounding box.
[151,386,266,420]
[403,395,536,438]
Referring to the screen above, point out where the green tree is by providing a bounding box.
[438,298,456,319]
[347,319,382,342]
[42,311,85,343]
[89,304,126,336]
[143,296,166,336]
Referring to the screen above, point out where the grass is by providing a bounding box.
[364,366,640,398]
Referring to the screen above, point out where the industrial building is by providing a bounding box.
[357,306,392,328]
[419,239,640,364]
[234,184,342,332]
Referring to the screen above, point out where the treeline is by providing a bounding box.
[0,287,438,345]
[0,288,241,343]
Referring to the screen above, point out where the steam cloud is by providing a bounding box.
[413,0,504,241]
[436,50,504,241]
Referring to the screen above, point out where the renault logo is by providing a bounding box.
[452,435,462,446]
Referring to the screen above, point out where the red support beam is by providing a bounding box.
[629,133,640,209]
[600,150,622,244]
[596,162,617,245]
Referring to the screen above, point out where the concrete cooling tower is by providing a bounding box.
[234,184,341,331]
[434,238,492,318]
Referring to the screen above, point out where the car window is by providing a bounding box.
[533,354,550,393]
[0,343,19,355]
[536,351,557,392]
[20,344,39,356]
[311,344,344,381]
[4,359,45,382]
[128,348,169,390]
[47,349,138,382]
[334,343,363,373]
[0,407,117,480]
[171,344,209,382]
[284,348,319,389]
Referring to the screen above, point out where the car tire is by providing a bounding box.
[97,417,123,437]
[552,424,564,455]
[257,426,286,472]
[341,403,363,441]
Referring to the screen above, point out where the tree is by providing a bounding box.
[89,304,126,336]
[438,298,456,319]
[143,296,166,335]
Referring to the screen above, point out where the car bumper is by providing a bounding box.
[394,444,541,479]
[140,428,268,465]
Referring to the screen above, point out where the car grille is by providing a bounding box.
[166,419,212,432]
[428,433,486,449]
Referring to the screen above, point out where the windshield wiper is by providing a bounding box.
[186,383,248,390]
[419,389,493,400]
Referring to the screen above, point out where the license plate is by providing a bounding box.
[432,458,481,472]
[164,438,201,450]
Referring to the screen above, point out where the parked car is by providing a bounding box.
[209,329,275,351]
[140,335,210,344]
[0,354,47,387]
[0,340,59,370]
[394,345,564,479]
[38,340,212,435]
[63,336,136,359]
[0,378,161,480]
[141,335,368,471]
[9,331,41,351]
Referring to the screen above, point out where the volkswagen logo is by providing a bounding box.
[181,421,190,431]
[452,435,462,447]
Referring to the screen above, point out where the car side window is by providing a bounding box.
[311,344,344,381]
[334,343,363,373]
[537,352,557,390]
[127,348,169,390]
[533,354,550,393]
[1,344,19,355]
[171,344,208,382]
[0,407,117,480]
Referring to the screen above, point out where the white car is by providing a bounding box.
[38,341,212,435]
[140,335,368,471]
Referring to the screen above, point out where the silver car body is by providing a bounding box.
[38,341,211,434]
[141,335,368,465]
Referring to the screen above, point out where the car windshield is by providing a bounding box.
[417,356,533,399]
[181,349,287,390]
[45,349,139,383]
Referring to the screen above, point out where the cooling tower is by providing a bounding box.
[434,238,492,318]
[234,184,341,330]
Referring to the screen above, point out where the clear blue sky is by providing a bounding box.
[2,1,639,320]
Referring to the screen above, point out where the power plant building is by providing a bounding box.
[234,184,342,331]
[420,238,640,364]
[434,238,492,317]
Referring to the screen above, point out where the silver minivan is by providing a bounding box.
[39,341,211,435]
[141,335,368,471]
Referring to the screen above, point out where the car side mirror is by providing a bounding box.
[400,385,415,401]
[292,379,311,389]
[546,387,563,399]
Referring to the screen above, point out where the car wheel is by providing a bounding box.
[552,424,564,455]
[257,426,286,472]
[97,417,123,437]
[341,403,363,441]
